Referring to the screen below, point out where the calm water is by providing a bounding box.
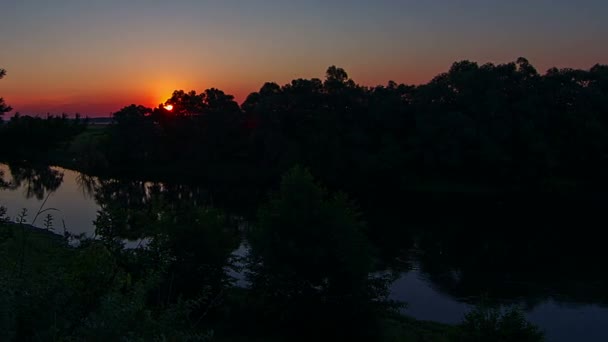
[1,163,607,342]
[0,164,98,236]
[390,270,608,342]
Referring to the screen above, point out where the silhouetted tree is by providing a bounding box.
[0,68,11,116]
[161,90,205,116]
[247,167,392,339]
[108,104,160,165]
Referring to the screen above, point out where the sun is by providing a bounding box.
[164,104,173,111]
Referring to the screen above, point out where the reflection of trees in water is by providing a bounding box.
[90,176,240,311]
[5,164,64,200]
[90,178,213,240]
[411,209,608,310]
[75,173,99,199]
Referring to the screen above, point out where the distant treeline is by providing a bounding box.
[3,58,608,196]
[0,114,87,160]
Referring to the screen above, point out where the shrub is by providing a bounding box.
[457,305,544,342]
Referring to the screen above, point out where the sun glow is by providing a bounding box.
[164,104,173,111]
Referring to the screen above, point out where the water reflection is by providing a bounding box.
[75,173,97,199]
[91,178,213,241]
[2,163,64,200]
[412,221,608,311]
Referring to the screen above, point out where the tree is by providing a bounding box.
[0,69,12,115]
[324,65,351,89]
[160,88,240,117]
[247,166,391,338]
[108,104,160,165]
[162,90,206,116]
[112,104,151,124]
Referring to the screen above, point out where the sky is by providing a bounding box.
[0,0,607,116]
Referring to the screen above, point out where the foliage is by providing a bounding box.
[66,126,111,171]
[91,179,241,330]
[0,220,214,341]
[73,268,213,342]
[4,59,608,195]
[0,113,87,161]
[456,306,544,342]
[147,205,241,302]
[101,89,246,172]
[247,166,394,338]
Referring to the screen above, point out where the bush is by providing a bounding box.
[457,305,544,342]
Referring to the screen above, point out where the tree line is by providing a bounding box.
[93,59,608,197]
[3,59,608,197]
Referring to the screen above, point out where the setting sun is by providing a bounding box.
[164,104,173,111]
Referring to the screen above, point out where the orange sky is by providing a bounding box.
[1,1,606,116]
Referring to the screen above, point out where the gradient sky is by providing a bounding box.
[1,0,607,116]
